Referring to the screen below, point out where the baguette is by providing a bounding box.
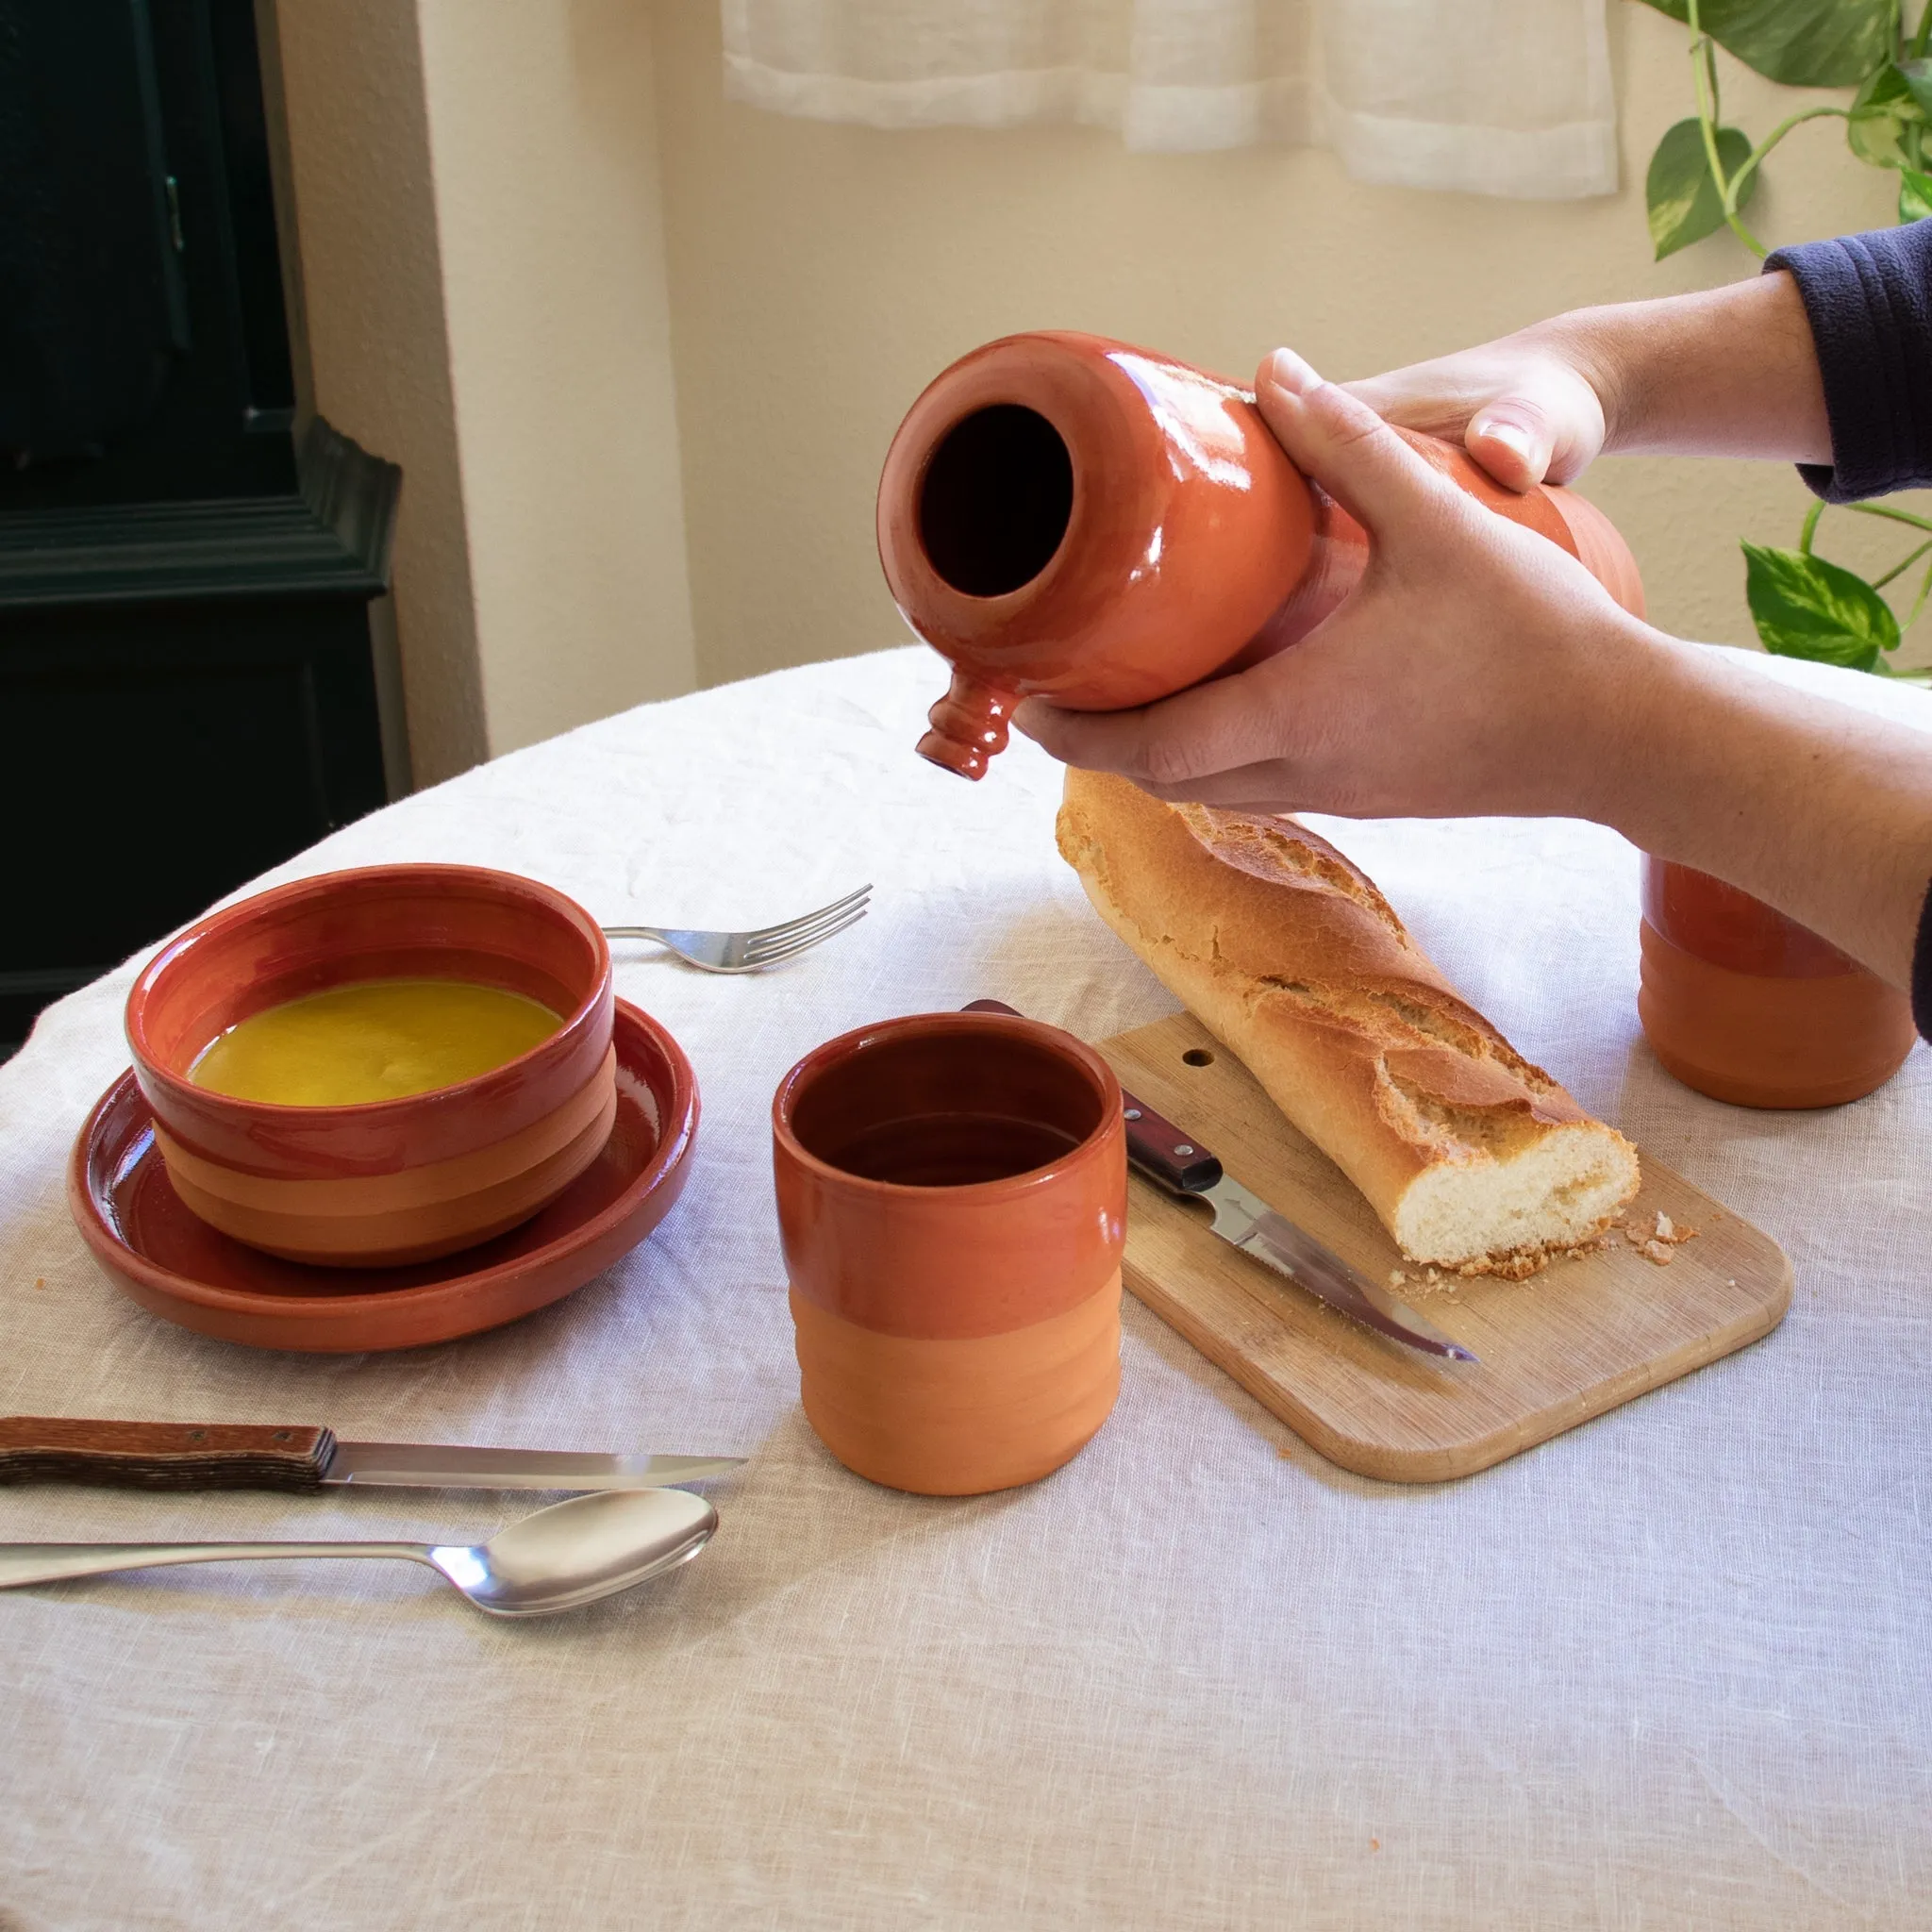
[1056,769,1639,1276]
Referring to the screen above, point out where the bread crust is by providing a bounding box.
[1056,768,1638,1273]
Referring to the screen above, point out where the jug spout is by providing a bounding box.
[918,670,1018,781]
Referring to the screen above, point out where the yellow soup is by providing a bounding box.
[190,978,564,1107]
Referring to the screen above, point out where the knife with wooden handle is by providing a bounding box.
[0,1418,745,1492]
[964,999,1477,1364]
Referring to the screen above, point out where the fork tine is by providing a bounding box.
[741,890,872,950]
[742,905,869,966]
[743,885,873,946]
[746,898,874,958]
[747,908,868,966]
[744,898,872,958]
[742,903,870,965]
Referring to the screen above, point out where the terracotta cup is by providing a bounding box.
[877,330,1646,778]
[125,864,616,1266]
[1638,857,1916,1108]
[772,1010,1127,1495]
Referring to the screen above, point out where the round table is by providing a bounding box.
[3,644,1927,1930]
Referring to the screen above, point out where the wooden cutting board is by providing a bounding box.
[1095,1012,1791,1483]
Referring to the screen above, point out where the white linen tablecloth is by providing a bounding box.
[3,644,1929,1932]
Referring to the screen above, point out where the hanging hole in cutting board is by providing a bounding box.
[1181,1048,1215,1067]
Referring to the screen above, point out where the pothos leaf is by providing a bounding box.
[1646,120,1756,259]
[1634,0,1892,91]
[1900,57,1932,116]
[1742,541,1901,669]
[1899,167,1932,222]
[1849,62,1932,169]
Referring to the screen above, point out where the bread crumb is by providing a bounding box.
[1448,1229,1609,1280]
[1370,1839,1380,1852]
[1640,1239,1675,1266]
[1388,1270,1407,1288]
[1624,1209,1696,1245]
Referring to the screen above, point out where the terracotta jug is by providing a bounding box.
[877,330,1646,779]
[1638,858,1916,1108]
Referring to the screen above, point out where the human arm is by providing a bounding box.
[1342,268,1831,491]
[1013,351,1932,995]
[1348,220,1932,498]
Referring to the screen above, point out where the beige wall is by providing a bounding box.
[652,0,1932,685]
[275,0,489,787]
[420,0,695,752]
[275,0,695,785]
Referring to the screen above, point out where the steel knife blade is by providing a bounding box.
[316,1441,747,1491]
[1174,1170,1477,1362]
[959,1000,1475,1362]
[0,1417,746,1493]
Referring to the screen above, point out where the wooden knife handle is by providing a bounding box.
[1118,1095,1224,1195]
[962,998,1224,1193]
[0,1418,336,1491]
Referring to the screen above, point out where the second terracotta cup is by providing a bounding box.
[773,1011,1126,1496]
[1637,856,1916,1108]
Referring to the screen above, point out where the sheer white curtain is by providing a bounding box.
[721,0,1617,199]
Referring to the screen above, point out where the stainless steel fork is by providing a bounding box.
[602,885,871,974]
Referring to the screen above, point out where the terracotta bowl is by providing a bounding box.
[124,864,616,1267]
[71,1000,696,1353]
[773,1010,1127,1496]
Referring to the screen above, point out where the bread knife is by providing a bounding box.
[0,1418,746,1493]
[963,1001,1476,1363]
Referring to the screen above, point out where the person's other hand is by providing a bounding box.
[1342,324,1610,492]
[1013,345,1660,823]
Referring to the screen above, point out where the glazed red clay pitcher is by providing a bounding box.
[877,330,1646,779]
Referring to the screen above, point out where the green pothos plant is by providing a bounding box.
[1641,0,1932,679]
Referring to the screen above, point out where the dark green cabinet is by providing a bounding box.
[1,0,403,1055]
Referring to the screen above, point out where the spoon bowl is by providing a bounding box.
[428,1488,718,1616]
[0,1486,720,1618]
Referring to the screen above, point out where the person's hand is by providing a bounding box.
[1340,274,1828,482]
[1013,345,1659,824]
[1341,322,1610,491]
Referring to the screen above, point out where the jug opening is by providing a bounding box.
[919,405,1073,598]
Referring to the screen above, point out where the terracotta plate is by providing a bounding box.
[68,1000,699,1353]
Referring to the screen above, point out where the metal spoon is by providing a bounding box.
[0,1488,717,1618]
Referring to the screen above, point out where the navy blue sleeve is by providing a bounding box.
[1765,223,1932,503]
[1764,226,1932,1042]
[1918,887,1932,1041]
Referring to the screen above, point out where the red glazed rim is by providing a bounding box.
[876,333,1102,628]
[68,998,696,1352]
[876,332,1307,692]
[772,1008,1123,1202]
[125,864,614,1177]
